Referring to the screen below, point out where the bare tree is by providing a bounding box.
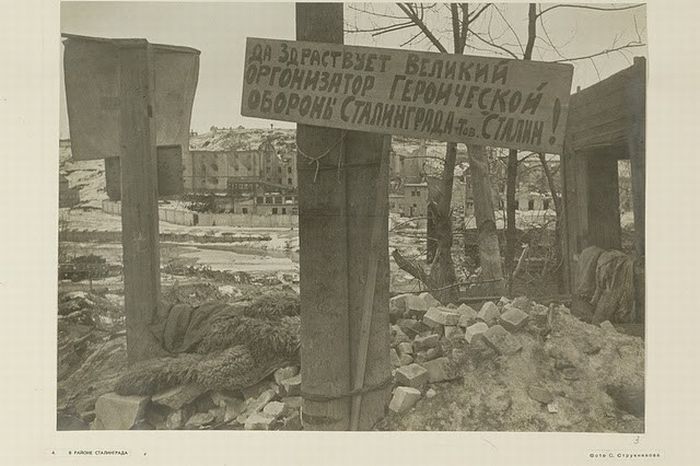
[348,2,646,298]
[365,3,494,304]
[464,2,645,291]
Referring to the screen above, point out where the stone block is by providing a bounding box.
[184,412,215,429]
[424,347,441,362]
[418,357,455,383]
[399,353,413,366]
[273,366,299,385]
[388,386,422,414]
[244,412,276,430]
[419,292,441,309]
[498,306,530,332]
[95,392,149,430]
[423,307,460,327]
[262,401,286,419]
[241,380,277,401]
[165,409,189,430]
[395,363,429,389]
[280,374,301,397]
[396,318,421,337]
[397,342,413,356]
[477,301,500,325]
[152,384,205,410]
[444,326,463,340]
[406,294,428,313]
[254,389,277,411]
[390,294,409,322]
[390,348,401,368]
[210,392,245,423]
[483,325,522,355]
[413,334,439,351]
[391,325,411,346]
[512,296,532,312]
[464,322,489,344]
[456,303,478,322]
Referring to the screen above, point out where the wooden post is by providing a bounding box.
[118,41,166,363]
[296,3,391,430]
[629,57,646,259]
[628,57,646,324]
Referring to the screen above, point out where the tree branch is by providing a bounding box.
[396,2,449,53]
[551,42,646,63]
[392,249,436,289]
[537,3,645,19]
[468,30,519,59]
[469,3,492,23]
[493,4,525,55]
[523,3,537,60]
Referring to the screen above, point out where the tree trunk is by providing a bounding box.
[538,152,564,290]
[504,4,538,292]
[467,145,505,295]
[505,148,519,287]
[427,142,459,304]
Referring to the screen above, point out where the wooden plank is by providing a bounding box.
[572,125,628,150]
[349,135,391,431]
[295,3,351,431]
[118,42,167,362]
[568,100,628,130]
[587,154,622,250]
[569,64,637,108]
[240,38,573,154]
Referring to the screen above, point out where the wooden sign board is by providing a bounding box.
[62,34,200,161]
[241,38,574,154]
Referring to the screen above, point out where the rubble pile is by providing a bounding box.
[58,288,644,432]
[383,293,644,432]
[91,365,303,430]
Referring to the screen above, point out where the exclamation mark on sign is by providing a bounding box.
[549,98,561,145]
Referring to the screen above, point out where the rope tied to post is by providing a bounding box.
[299,375,394,403]
[297,130,347,183]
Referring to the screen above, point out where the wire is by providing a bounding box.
[297,131,348,183]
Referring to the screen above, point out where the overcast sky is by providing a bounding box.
[59,1,647,138]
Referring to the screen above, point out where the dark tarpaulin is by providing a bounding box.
[62,34,199,161]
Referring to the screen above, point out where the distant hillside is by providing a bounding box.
[59,129,457,208]
[189,128,296,153]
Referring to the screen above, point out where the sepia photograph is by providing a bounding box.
[54,1,648,434]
